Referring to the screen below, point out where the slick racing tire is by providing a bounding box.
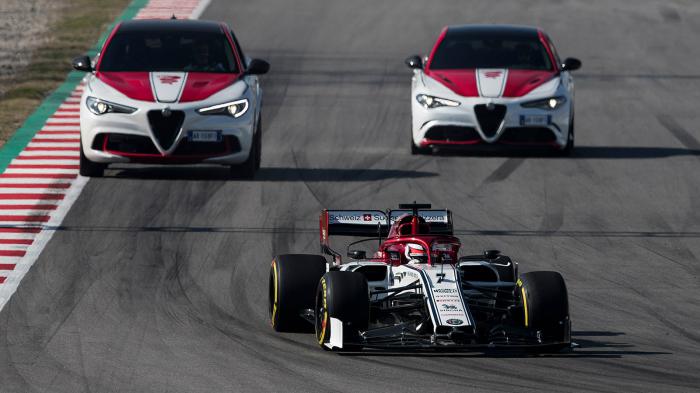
[79,142,106,177]
[269,254,327,332]
[517,271,571,351]
[315,271,369,350]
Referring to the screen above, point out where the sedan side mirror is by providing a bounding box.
[405,55,422,69]
[246,58,270,75]
[561,57,582,72]
[72,55,92,72]
[348,250,367,260]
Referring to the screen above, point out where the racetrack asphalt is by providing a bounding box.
[2,0,700,392]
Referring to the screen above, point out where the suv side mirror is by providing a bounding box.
[246,58,270,75]
[348,250,367,260]
[72,56,92,72]
[561,57,581,72]
[405,55,422,69]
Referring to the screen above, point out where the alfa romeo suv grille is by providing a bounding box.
[147,110,185,150]
[474,104,507,138]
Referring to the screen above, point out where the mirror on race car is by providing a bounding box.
[72,55,92,72]
[405,55,422,69]
[561,57,582,71]
[246,59,270,75]
[347,250,367,260]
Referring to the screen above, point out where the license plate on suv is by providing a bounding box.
[188,130,222,142]
[520,115,551,126]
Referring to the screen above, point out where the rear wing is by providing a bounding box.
[319,209,453,258]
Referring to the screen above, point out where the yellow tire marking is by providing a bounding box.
[318,277,328,345]
[271,260,278,326]
[520,286,529,327]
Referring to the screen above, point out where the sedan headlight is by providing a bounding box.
[521,96,567,110]
[86,97,136,115]
[197,99,249,118]
[416,94,460,109]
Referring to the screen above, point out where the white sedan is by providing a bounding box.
[406,24,581,155]
[73,19,269,177]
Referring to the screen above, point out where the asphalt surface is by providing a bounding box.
[3,0,700,392]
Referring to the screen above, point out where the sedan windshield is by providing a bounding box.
[430,35,552,70]
[99,30,238,73]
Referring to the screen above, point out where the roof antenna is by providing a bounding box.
[171,14,177,20]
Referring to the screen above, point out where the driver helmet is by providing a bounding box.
[404,243,427,264]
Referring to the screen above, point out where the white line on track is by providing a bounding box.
[0,233,37,240]
[41,125,81,131]
[0,0,210,311]
[0,177,87,308]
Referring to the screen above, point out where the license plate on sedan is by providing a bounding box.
[520,115,551,126]
[188,130,222,142]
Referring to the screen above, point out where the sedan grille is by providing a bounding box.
[147,110,185,150]
[474,104,507,138]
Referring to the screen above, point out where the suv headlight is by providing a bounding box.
[521,96,567,110]
[86,97,137,115]
[197,99,249,118]
[416,94,460,109]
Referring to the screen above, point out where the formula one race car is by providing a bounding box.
[405,25,581,154]
[269,203,571,352]
[73,19,269,178]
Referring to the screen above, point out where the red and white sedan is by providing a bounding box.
[406,25,581,154]
[73,19,269,177]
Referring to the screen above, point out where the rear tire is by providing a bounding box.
[269,254,327,332]
[315,271,369,349]
[517,271,571,350]
[79,142,105,177]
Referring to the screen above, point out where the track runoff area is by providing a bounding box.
[0,0,212,310]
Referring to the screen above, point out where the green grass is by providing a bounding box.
[0,0,133,146]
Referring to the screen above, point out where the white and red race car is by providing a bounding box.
[269,203,572,352]
[72,19,269,177]
[406,25,581,154]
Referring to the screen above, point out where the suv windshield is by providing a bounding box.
[99,30,238,73]
[430,35,552,70]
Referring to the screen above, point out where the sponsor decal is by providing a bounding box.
[441,304,458,311]
[446,319,463,326]
[158,75,182,85]
[484,71,503,79]
[393,271,419,283]
[328,212,386,224]
[389,211,449,224]
[433,288,458,294]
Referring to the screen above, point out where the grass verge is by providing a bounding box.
[0,0,133,147]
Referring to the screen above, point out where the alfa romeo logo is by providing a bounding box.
[158,75,181,85]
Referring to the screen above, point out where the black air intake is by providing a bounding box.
[147,110,185,150]
[474,104,506,138]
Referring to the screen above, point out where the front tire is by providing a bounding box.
[315,271,369,350]
[410,132,430,155]
[79,142,105,177]
[229,127,260,179]
[269,254,327,332]
[560,117,575,156]
[517,271,571,350]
